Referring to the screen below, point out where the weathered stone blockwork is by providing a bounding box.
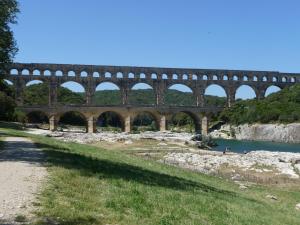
[4,63,300,134]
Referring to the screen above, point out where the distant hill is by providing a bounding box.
[219,84,300,124]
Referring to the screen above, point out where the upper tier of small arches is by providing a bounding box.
[7,63,299,83]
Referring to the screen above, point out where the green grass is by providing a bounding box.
[1,125,300,225]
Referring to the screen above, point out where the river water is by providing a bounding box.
[213,139,300,153]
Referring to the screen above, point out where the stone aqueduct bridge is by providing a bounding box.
[5,63,300,134]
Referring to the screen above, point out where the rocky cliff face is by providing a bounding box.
[210,123,300,143]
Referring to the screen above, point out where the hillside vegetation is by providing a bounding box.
[9,83,300,126]
[220,84,300,124]
[1,125,300,225]
[22,83,227,106]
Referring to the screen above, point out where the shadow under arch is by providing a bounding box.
[58,111,87,132]
[169,111,200,133]
[129,83,156,105]
[165,84,196,106]
[26,111,49,129]
[96,111,124,132]
[94,82,122,105]
[132,111,159,132]
[204,84,227,107]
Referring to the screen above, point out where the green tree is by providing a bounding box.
[0,0,19,77]
[0,0,19,121]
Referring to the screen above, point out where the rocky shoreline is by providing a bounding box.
[161,150,300,181]
[25,129,300,182]
[210,123,300,143]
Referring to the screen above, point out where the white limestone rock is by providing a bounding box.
[210,123,300,143]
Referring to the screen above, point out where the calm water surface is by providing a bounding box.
[213,139,300,153]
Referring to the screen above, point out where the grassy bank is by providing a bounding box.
[0,125,300,224]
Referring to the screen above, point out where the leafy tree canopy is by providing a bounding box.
[0,0,19,77]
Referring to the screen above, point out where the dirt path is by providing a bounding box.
[0,137,47,224]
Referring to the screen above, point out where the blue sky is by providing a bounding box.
[11,0,300,98]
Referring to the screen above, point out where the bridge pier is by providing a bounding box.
[49,115,58,132]
[124,115,131,133]
[159,115,167,131]
[201,116,209,136]
[15,80,24,106]
[49,82,58,106]
[87,116,97,133]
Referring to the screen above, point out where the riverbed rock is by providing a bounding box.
[210,123,300,143]
[266,195,278,201]
[162,151,300,179]
[296,203,300,211]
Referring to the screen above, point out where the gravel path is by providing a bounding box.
[0,137,47,225]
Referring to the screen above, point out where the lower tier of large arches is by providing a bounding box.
[21,107,217,135]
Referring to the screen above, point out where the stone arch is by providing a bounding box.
[81,71,88,77]
[233,75,239,81]
[223,75,228,80]
[212,75,218,80]
[253,76,258,81]
[192,74,197,80]
[22,69,30,75]
[204,84,227,107]
[165,84,196,106]
[132,111,159,131]
[235,85,256,100]
[202,75,208,80]
[162,73,168,79]
[10,69,18,75]
[25,80,43,86]
[168,111,200,133]
[262,76,267,82]
[68,71,76,77]
[58,81,86,105]
[93,72,100,77]
[243,75,248,81]
[182,74,188,80]
[4,79,13,86]
[282,77,287,82]
[24,80,48,106]
[172,74,178,80]
[56,70,63,76]
[151,73,157,79]
[94,81,121,105]
[58,111,87,132]
[96,111,124,132]
[291,77,296,83]
[129,83,155,105]
[272,77,278,82]
[33,69,40,76]
[26,111,49,128]
[265,85,281,97]
[140,73,146,79]
[116,72,123,78]
[43,70,51,76]
[128,72,135,78]
[105,72,112,78]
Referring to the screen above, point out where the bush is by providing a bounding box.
[0,91,16,120]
